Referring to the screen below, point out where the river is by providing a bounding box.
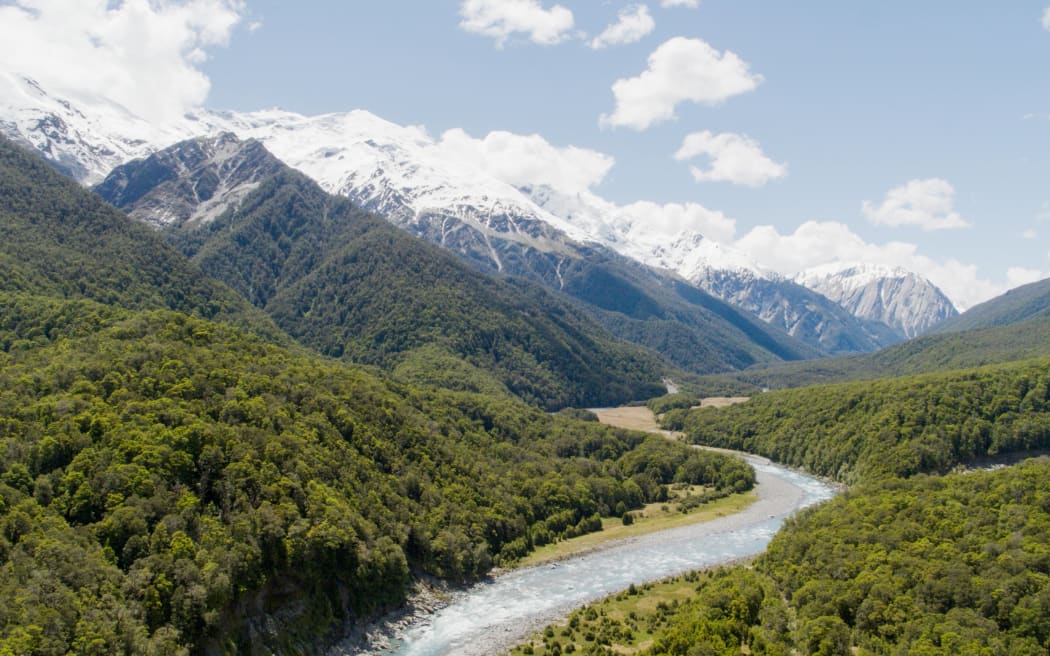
[343,452,836,656]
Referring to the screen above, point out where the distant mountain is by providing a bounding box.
[0,133,279,339]
[931,276,1050,334]
[526,186,903,354]
[704,315,1050,392]
[95,135,670,409]
[4,74,938,363]
[796,263,957,338]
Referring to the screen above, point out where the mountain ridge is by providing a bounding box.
[2,75,954,355]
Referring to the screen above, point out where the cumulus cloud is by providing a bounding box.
[459,0,574,47]
[590,5,654,49]
[620,200,736,243]
[0,0,245,123]
[437,128,614,196]
[1007,267,1048,288]
[600,37,762,130]
[862,178,971,231]
[732,220,1000,311]
[1042,7,1050,31]
[1023,229,1038,240]
[673,131,786,187]
[661,0,699,7]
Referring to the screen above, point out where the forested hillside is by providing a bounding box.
[932,276,1050,334]
[516,460,1050,655]
[0,134,764,652]
[0,136,280,342]
[0,293,753,653]
[670,358,1050,482]
[98,140,668,409]
[693,315,1050,392]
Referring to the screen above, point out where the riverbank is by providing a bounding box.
[331,403,835,656]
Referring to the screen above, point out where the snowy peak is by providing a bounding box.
[796,263,958,338]
[0,72,187,184]
[94,132,285,229]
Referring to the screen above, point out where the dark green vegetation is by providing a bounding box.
[526,344,1050,655]
[673,357,1050,483]
[932,276,1050,334]
[0,136,761,653]
[0,294,753,654]
[98,137,824,393]
[97,139,667,410]
[515,460,1050,655]
[0,136,279,342]
[698,315,1050,392]
[645,393,699,415]
[555,257,821,373]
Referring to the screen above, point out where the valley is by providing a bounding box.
[2,8,1050,654]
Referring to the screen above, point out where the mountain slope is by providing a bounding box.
[0,293,748,653]
[3,77,865,365]
[796,263,957,338]
[931,276,1050,334]
[0,134,280,340]
[681,356,1050,482]
[528,186,905,354]
[700,316,1050,392]
[95,135,669,409]
[97,134,821,379]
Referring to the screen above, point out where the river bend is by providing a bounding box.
[351,455,835,656]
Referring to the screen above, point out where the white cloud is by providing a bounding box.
[1042,7,1050,31]
[673,131,786,187]
[437,128,614,195]
[1023,229,1038,240]
[600,37,762,130]
[732,220,1001,311]
[459,0,574,47]
[620,200,737,244]
[661,0,699,7]
[1007,267,1047,288]
[0,0,245,123]
[862,178,971,231]
[430,124,1003,312]
[590,5,654,49]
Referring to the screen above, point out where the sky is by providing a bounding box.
[2,1,1050,310]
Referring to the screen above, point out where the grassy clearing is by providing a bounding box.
[516,489,757,569]
[505,570,723,656]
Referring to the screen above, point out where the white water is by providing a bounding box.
[350,456,835,656]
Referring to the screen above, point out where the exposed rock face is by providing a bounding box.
[693,266,901,353]
[796,264,958,339]
[95,133,284,229]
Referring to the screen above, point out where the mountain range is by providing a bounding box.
[1,73,959,358]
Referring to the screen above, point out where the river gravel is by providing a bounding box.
[329,454,836,656]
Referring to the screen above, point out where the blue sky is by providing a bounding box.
[3,0,1050,308]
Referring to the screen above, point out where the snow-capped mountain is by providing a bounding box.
[1,73,951,352]
[525,185,900,351]
[93,132,284,229]
[0,72,187,183]
[795,263,958,339]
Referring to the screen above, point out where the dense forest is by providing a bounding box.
[0,293,753,653]
[668,357,1050,483]
[513,459,1050,655]
[0,136,280,343]
[0,136,763,653]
